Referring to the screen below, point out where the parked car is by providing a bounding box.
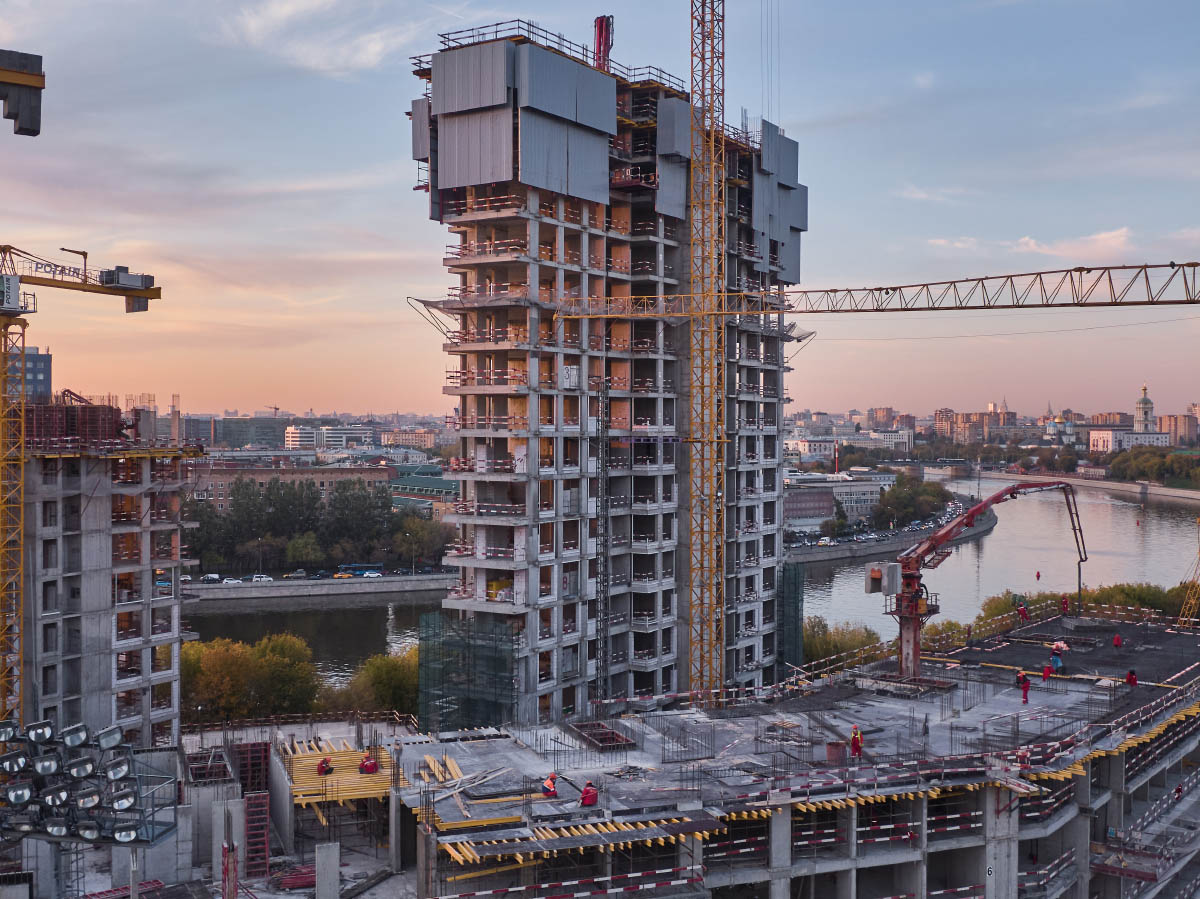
[200,574,220,584]
[251,574,273,583]
[362,570,382,578]
[333,572,354,579]
[155,579,171,588]
[308,570,331,580]
[180,574,192,583]
[282,569,307,579]
[222,578,240,585]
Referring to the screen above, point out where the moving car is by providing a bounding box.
[251,574,273,583]
[222,578,240,585]
[362,570,382,578]
[200,574,220,584]
[180,574,192,583]
[282,569,307,579]
[333,572,354,579]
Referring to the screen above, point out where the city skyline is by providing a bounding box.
[5,0,1197,414]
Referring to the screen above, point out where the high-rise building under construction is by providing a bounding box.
[412,20,807,725]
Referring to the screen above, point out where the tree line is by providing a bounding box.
[185,476,452,573]
[181,633,418,723]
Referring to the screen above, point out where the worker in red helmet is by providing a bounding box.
[580,780,599,807]
[359,752,378,775]
[849,725,864,759]
[1021,674,1031,705]
[542,772,558,797]
[1017,601,1031,623]
[1113,633,1123,649]
[317,757,334,777]
[1126,669,1138,687]
[1061,594,1069,616]
[1042,663,1052,682]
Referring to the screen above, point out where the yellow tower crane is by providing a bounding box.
[0,244,160,723]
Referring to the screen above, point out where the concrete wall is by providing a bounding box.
[269,748,296,855]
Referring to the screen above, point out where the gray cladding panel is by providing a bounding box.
[516,44,616,135]
[566,126,610,205]
[655,158,688,220]
[575,65,616,135]
[431,42,513,116]
[782,183,808,233]
[752,169,776,235]
[657,97,691,158]
[776,133,800,189]
[519,109,569,196]
[411,97,431,161]
[438,107,513,189]
[759,120,781,175]
[778,232,803,285]
[516,44,577,122]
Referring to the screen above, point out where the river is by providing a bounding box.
[185,475,1200,682]
[803,475,1200,639]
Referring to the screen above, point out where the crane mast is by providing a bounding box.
[0,245,157,723]
[687,0,727,694]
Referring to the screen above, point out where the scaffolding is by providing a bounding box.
[418,612,519,732]
[778,560,804,672]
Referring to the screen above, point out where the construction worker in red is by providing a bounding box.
[358,752,378,775]
[1126,669,1138,687]
[849,725,864,759]
[1021,674,1031,705]
[1113,632,1123,649]
[542,772,559,797]
[1017,601,1031,623]
[580,780,599,807]
[317,757,334,777]
[1061,594,1069,615]
[1042,662,1052,682]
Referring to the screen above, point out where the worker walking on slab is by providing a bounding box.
[542,772,559,797]
[849,725,864,758]
[1020,674,1031,705]
[580,780,599,807]
[1017,601,1031,623]
[1113,632,1123,649]
[1126,669,1138,687]
[1061,594,1070,616]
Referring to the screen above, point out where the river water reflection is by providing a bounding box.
[187,476,1200,682]
[804,476,1200,638]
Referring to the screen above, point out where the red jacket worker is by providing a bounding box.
[580,781,599,807]
[1126,669,1138,687]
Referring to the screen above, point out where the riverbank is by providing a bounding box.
[785,497,997,565]
[978,471,1200,506]
[183,574,454,614]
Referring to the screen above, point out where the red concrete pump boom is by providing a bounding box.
[885,480,1087,677]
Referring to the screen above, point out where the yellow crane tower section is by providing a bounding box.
[0,245,160,724]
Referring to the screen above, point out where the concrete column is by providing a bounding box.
[389,788,404,871]
[983,786,1020,899]
[768,796,792,899]
[211,797,246,879]
[835,867,855,899]
[315,841,340,899]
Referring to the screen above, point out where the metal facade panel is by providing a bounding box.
[437,107,513,189]
[431,42,513,116]
[752,170,776,234]
[518,109,568,196]
[759,120,781,175]
[575,65,616,135]
[776,133,800,189]
[516,44,576,122]
[656,97,691,158]
[411,97,431,161]
[655,159,687,219]
[752,230,770,275]
[778,232,803,284]
[781,183,809,233]
[566,126,610,205]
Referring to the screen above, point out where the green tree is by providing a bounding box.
[286,531,325,568]
[350,649,420,714]
[181,638,256,721]
[802,616,881,662]
[250,633,320,715]
[871,474,952,529]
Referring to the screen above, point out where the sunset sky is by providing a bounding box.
[3,0,1197,418]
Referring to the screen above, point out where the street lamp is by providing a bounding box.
[404,532,416,575]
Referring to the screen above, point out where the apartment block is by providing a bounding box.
[412,20,806,725]
[24,447,194,748]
